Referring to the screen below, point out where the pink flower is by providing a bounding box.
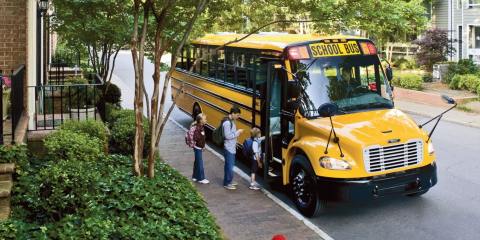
[2,76,11,88]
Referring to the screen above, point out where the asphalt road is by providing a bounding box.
[112,51,480,240]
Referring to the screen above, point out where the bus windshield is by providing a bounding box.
[292,55,393,118]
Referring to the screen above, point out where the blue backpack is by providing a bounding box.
[242,138,255,158]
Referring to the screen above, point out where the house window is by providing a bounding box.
[469,26,480,49]
[459,26,463,59]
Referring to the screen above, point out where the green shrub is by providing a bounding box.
[60,120,109,151]
[110,110,150,155]
[102,83,122,106]
[446,59,479,83]
[0,144,29,175]
[394,58,417,70]
[44,130,104,162]
[6,155,222,239]
[67,77,100,108]
[477,84,480,98]
[104,102,122,123]
[35,159,102,221]
[108,108,135,126]
[449,74,480,92]
[392,72,423,90]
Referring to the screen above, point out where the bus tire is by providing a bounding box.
[192,103,202,119]
[290,155,325,217]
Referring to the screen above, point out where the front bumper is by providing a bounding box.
[316,163,437,202]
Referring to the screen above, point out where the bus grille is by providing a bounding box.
[363,140,423,173]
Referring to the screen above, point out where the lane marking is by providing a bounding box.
[169,118,334,240]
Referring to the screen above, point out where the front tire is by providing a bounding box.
[290,155,325,217]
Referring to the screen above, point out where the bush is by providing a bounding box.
[67,77,100,108]
[7,155,222,239]
[44,130,104,162]
[102,83,122,106]
[110,110,150,155]
[449,74,480,92]
[446,59,479,83]
[393,58,417,70]
[60,120,109,151]
[35,159,103,221]
[392,72,423,90]
[107,108,135,126]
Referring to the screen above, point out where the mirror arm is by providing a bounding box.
[324,116,344,158]
[419,103,457,128]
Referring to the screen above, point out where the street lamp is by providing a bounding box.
[38,0,49,13]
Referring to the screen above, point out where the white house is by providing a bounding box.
[431,0,480,63]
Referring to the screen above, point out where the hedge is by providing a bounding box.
[446,59,479,84]
[109,108,150,155]
[0,144,29,175]
[44,130,104,162]
[60,120,109,152]
[449,74,480,93]
[391,72,423,90]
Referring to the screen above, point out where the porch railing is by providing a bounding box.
[29,73,105,131]
[1,65,26,145]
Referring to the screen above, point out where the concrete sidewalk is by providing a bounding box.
[395,100,480,128]
[159,121,323,240]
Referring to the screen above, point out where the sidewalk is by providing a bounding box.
[395,100,480,128]
[159,120,322,240]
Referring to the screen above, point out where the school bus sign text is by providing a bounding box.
[309,41,361,57]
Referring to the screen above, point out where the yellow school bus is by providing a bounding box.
[172,33,437,217]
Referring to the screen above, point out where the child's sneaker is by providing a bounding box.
[231,181,238,186]
[224,184,237,190]
[192,178,197,182]
[198,179,210,184]
[249,183,260,190]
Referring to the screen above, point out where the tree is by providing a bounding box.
[52,0,131,86]
[131,0,226,177]
[414,29,455,71]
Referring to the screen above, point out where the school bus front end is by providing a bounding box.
[281,39,437,217]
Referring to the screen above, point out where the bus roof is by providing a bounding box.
[191,33,368,52]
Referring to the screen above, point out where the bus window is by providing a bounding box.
[208,48,217,78]
[236,53,248,88]
[193,46,201,74]
[200,47,209,77]
[225,50,235,84]
[217,49,225,81]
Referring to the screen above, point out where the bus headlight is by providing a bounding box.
[428,142,435,155]
[320,157,351,170]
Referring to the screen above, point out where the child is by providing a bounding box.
[249,127,264,190]
[191,113,209,184]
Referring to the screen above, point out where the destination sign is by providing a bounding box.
[309,41,361,57]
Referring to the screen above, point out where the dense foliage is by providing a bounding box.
[414,29,455,71]
[102,83,122,107]
[108,108,151,155]
[60,120,109,152]
[445,59,479,83]
[44,130,104,162]
[391,72,424,90]
[1,125,222,239]
[0,144,29,175]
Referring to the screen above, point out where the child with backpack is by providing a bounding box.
[186,113,209,184]
[243,127,264,190]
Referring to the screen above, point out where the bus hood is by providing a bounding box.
[303,109,426,148]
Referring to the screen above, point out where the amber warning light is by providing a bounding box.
[360,42,377,55]
[287,46,310,60]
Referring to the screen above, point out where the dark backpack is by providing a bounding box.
[212,117,232,146]
[242,138,255,158]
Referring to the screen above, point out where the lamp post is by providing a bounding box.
[38,0,49,15]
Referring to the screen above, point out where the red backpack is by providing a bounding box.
[185,125,197,148]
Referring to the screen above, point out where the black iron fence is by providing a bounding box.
[1,65,26,145]
[29,73,105,131]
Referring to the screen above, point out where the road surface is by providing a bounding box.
[112,51,480,240]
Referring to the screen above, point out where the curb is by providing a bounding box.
[168,118,334,240]
[397,107,480,129]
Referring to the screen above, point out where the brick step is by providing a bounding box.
[0,180,13,198]
[0,174,12,182]
[0,198,11,220]
[0,163,15,175]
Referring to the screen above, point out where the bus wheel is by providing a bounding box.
[192,103,202,119]
[290,155,325,217]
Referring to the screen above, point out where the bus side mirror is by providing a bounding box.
[288,81,301,99]
[386,65,393,81]
[318,103,338,118]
